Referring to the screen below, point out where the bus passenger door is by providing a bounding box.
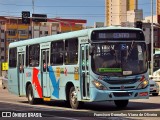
[80,44,90,100]
[18,52,25,96]
[41,49,50,97]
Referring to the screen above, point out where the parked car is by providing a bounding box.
[2,74,8,89]
[149,77,159,96]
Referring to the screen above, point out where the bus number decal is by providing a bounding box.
[32,68,42,98]
[48,66,59,98]
[56,67,61,77]
[74,67,79,80]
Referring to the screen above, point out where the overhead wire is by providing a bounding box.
[0,2,157,18]
[0,2,156,7]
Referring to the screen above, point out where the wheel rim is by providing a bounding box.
[71,90,77,105]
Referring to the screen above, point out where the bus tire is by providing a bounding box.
[69,86,82,109]
[114,100,129,109]
[27,84,37,104]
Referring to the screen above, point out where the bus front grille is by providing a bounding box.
[109,86,135,90]
[113,92,133,97]
[106,79,139,85]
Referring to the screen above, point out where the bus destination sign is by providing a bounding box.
[98,33,136,39]
[91,30,144,41]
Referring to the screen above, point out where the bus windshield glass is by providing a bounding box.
[91,42,148,76]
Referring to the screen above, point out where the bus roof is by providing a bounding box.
[9,26,142,48]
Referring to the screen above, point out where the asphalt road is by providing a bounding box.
[0,83,160,120]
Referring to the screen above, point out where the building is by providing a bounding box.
[105,0,140,26]
[0,16,86,66]
[94,22,104,28]
[143,0,160,49]
[157,0,160,17]
[143,15,157,23]
[127,0,138,11]
[127,9,143,23]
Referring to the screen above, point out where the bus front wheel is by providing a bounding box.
[27,84,37,104]
[69,86,82,109]
[114,100,129,109]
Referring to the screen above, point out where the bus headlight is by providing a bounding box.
[137,80,149,89]
[92,80,107,90]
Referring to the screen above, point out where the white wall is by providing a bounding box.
[127,9,143,22]
[143,15,157,23]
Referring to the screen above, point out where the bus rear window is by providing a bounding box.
[9,48,17,68]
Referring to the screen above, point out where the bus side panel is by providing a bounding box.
[49,65,81,101]
[8,68,19,95]
[32,67,42,98]
[48,66,59,100]
[59,65,81,101]
[25,67,42,99]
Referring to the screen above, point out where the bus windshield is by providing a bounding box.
[91,41,148,76]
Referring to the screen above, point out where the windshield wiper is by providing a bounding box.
[128,40,135,57]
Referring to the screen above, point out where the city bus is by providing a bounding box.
[8,26,149,109]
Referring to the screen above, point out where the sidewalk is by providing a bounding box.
[0,76,2,86]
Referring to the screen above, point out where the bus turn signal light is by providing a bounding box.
[139,92,148,96]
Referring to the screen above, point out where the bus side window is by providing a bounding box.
[50,40,64,66]
[29,44,40,67]
[9,48,17,68]
[65,38,78,64]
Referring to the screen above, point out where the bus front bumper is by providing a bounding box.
[90,87,149,101]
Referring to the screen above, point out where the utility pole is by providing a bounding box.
[32,0,34,13]
[151,0,154,76]
[0,21,1,76]
[32,0,35,38]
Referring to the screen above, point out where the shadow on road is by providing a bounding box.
[19,98,160,112]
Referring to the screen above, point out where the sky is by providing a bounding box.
[0,0,157,26]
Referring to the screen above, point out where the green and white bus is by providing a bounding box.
[8,26,149,109]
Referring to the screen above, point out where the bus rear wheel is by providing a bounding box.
[69,86,82,109]
[114,100,129,109]
[27,84,37,104]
